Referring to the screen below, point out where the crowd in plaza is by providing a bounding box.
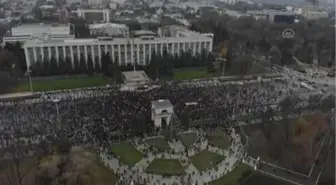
[0,79,321,151]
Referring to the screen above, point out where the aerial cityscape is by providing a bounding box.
[0,0,334,184]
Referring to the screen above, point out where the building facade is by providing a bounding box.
[23,35,213,70]
[73,9,110,22]
[302,11,328,20]
[2,23,74,45]
[89,23,129,37]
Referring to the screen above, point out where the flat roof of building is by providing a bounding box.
[134,30,156,36]
[122,70,149,83]
[89,23,128,29]
[23,34,212,47]
[151,99,173,108]
[12,23,69,29]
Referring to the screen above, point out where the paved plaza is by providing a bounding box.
[99,128,245,185]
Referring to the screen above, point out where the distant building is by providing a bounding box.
[302,5,329,20]
[89,23,129,37]
[247,10,298,23]
[133,30,156,37]
[73,9,110,23]
[2,23,74,45]
[268,12,297,24]
[302,10,328,20]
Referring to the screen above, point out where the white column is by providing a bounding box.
[137,44,140,64]
[131,42,134,65]
[155,43,158,53]
[56,46,59,62]
[98,45,102,67]
[111,45,115,62]
[142,44,146,65]
[160,43,163,55]
[41,46,44,61]
[149,44,152,61]
[77,45,80,60]
[104,45,108,54]
[63,46,66,60]
[193,42,196,55]
[183,42,186,51]
[33,47,37,62]
[118,44,121,64]
[177,43,180,55]
[70,46,74,68]
[48,47,52,60]
[198,42,201,53]
[209,41,213,52]
[84,45,88,66]
[24,47,31,69]
[124,44,127,65]
[172,43,175,55]
[91,45,95,68]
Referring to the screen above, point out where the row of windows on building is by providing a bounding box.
[25,41,212,69]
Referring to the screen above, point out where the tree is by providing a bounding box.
[58,57,66,75]
[50,56,58,75]
[71,19,91,38]
[269,45,281,65]
[42,57,51,76]
[0,50,17,73]
[230,55,253,75]
[86,55,94,76]
[79,54,87,74]
[279,95,300,141]
[207,52,216,73]
[180,110,190,129]
[261,107,274,140]
[0,71,14,94]
[114,58,122,83]
[94,56,101,73]
[146,51,159,80]
[31,60,43,76]
[73,56,80,74]
[101,52,110,76]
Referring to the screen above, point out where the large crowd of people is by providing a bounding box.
[0,79,332,151]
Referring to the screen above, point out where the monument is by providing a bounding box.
[151,99,173,127]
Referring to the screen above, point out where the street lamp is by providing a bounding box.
[25,69,34,93]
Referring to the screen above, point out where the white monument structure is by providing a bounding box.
[151,100,173,127]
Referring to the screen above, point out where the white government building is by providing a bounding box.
[23,25,213,70]
[2,23,74,45]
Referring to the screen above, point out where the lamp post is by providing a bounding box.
[24,69,34,93]
[27,69,33,93]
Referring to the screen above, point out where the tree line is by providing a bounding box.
[28,48,215,79]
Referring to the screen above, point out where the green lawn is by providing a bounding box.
[173,67,220,81]
[145,158,184,176]
[14,76,110,92]
[111,143,144,166]
[241,172,291,185]
[209,164,250,185]
[144,137,171,152]
[207,129,230,149]
[91,153,120,185]
[178,132,198,147]
[189,150,225,172]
